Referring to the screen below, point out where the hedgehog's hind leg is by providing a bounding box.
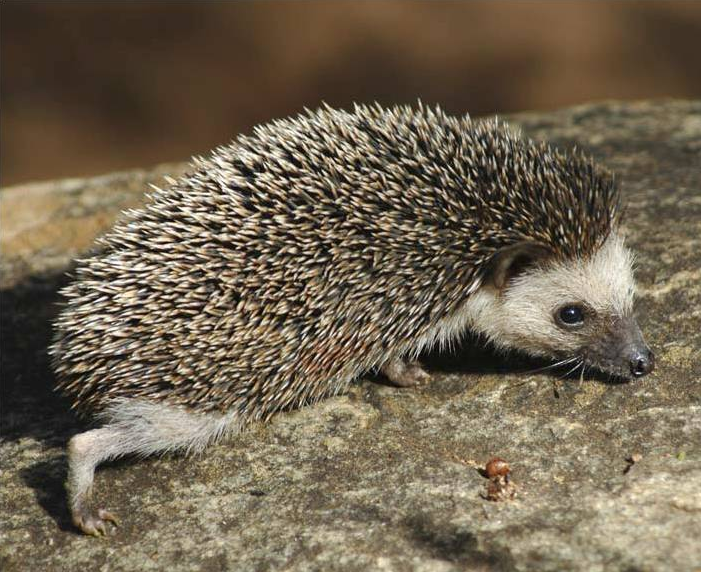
[67,427,125,536]
[67,398,241,536]
[382,356,431,387]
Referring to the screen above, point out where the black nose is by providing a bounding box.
[630,349,655,378]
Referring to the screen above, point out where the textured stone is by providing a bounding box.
[1,100,700,571]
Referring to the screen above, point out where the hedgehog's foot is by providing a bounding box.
[73,502,119,537]
[382,356,431,387]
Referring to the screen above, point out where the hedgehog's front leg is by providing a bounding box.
[382,356,431,387]
[67,427,124,536]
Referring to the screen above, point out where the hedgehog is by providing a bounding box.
[51,103,654,535]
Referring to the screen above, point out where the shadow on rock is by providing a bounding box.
[1,269,82,444]
[424,333,533,375]
[20,455,74,532]
[402,512,516,570]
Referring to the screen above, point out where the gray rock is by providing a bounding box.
[1,100,700,572]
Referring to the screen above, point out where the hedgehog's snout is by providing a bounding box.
[604,316,655,379]
[619,317,654,378]
[578,314,654,380]
[629,346,655,378]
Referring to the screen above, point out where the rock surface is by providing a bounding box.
[1,100,700,572]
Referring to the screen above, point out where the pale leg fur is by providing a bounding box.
[67,398,242,536]
[382,356,431,387]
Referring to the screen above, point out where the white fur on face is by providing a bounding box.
[461,233,636,358]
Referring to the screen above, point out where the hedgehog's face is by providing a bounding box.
[468,234,654,380]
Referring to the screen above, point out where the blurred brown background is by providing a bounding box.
[2,1,701,187]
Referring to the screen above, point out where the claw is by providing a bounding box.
[74,507,119,537]
[98,509,119,526]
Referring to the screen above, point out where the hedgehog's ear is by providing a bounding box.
[487,242,554,290]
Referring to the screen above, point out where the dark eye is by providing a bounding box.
[557,305,585,326]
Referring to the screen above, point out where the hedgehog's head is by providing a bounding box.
[467,233,654,380]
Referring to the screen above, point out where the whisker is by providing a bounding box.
[561,358,584,380]
[522,356,578,375]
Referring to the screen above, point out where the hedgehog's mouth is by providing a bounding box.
[578,352,654,382]
[544,354,638,383]
[546,335,655,382]
[580,356,636,382]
